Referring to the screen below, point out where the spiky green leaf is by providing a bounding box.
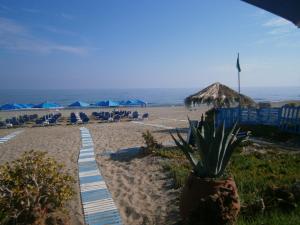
[170,131,198,170]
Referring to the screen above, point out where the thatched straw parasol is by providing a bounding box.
[185,82,256,108]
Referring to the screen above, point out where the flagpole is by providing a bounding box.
[238,68,240,105]
[238,71,240,95]
[237,53,241,123]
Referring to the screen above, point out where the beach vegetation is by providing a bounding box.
[0,150,74,225]
[157,146,300,225]
[171,120,246,178]
[141,130,162,155]
[171,120,248,225]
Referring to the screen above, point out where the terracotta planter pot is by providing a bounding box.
[180,172,240,225]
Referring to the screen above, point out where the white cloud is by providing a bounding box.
[263,18,291,27]
[255,16,300,47]
[0,17,91,55]
[0,17,26,34]
[268,27,291,35]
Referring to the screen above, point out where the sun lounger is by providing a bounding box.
[113,115,121,122]
[142,113,149,119]
[132,111,139,120]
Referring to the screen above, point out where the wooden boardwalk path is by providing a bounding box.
[78,127,122,225]
[0,130,23,144]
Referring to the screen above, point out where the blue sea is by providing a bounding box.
[0,87,299,106]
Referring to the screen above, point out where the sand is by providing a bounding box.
[0,126,84,225]
[0,106,207,225]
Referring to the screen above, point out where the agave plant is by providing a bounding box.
[171,120,248,178]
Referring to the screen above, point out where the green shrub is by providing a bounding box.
[0,150,75,225]
[162,161,190,188]
[142,130,162,155]
[155,146,186,160]
[158,146,300,224]
[171,120,247,178]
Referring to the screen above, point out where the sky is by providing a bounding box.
[0,0,299,89]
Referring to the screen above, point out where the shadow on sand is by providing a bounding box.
[152,127,188,135]
[100,146,145,162]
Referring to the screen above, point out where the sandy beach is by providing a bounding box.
[0,106,207,225]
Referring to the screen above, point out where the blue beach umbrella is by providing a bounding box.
[96,101,106,107]
[33,101,62,109]
[96,100,120,107]
[124,99,147,106]
[119,100,127,106]
[0,103,23,110]
[123,100,136,106]
[25,104,34,108]
[18,104,34,109]
[133,99,147,106]
[68,101,90,107]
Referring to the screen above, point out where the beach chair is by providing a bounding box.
[0,121,6,128]
[79,112,89,123]
[82,117,89,123]
[30,114,38,121]
[35,119,42,125]
[70,113,77,124]
[23,115,29,122]
[142,113,149,120]
[132,111,139,120]
[11,118,20,126]
[102,115,109,122]
[113,114,121,122]
[48,118,55,124]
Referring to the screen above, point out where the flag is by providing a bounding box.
[236,53,241,72]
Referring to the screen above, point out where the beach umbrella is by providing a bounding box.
[132,99,147,106]
[119,100,127,106]
[25,104,34,108]
[68,101,90,107]
[33,101,62,109]
[124,99,147,106]
[18,104,33,109]
[185,82,256,108]
[96,100,120,107]
[96,101,106,107]
[0,103,23,110]
[121,100,137,106]
[241,0,300,28]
